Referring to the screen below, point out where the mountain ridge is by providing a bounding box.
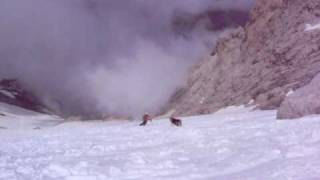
[168,0,320,119]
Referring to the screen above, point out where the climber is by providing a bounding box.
[139,113,153,126]
[169,116,182,127]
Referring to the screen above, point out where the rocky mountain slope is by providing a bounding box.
[169,0,320,119]
[0,79,48,114]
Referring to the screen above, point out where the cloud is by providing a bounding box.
[0,0,255,118]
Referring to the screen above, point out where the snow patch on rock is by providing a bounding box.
[0,90,16,99]
[305,22,320,31]
[286,89,294,97]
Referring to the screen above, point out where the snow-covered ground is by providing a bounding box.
[1,104,320,180]
[0,102,63,130]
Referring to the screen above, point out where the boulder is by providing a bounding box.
[277,74,320,119]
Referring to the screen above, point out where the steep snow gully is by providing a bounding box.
[1,104,320,180]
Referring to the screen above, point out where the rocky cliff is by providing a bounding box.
[0,79,48,114]
[169,0,320,119]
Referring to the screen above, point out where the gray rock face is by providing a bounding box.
[277,74,320,119]
[168,0,320,118]
[0,79,48,113]
[168,28,248,116]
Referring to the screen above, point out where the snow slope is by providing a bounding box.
[0,102,63,130]
[1,106,320,180]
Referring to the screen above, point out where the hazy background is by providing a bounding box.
[0,0,255,118]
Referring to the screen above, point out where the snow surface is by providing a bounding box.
[305,23,320,31]
[0,102,63,130]
[1,104,320,180]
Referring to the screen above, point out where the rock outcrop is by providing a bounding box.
[169,0,320,118]
[0,79,48,113]
[277,74,320,119]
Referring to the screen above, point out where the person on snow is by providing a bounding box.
[169,116,182,127]
[139,113,153,126]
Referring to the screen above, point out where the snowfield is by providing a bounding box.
[1,105,320,180]
[0,103,63,130]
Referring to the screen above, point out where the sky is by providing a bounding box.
[0,0,256,118]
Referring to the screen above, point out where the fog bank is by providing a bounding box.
[0,0,255,118]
